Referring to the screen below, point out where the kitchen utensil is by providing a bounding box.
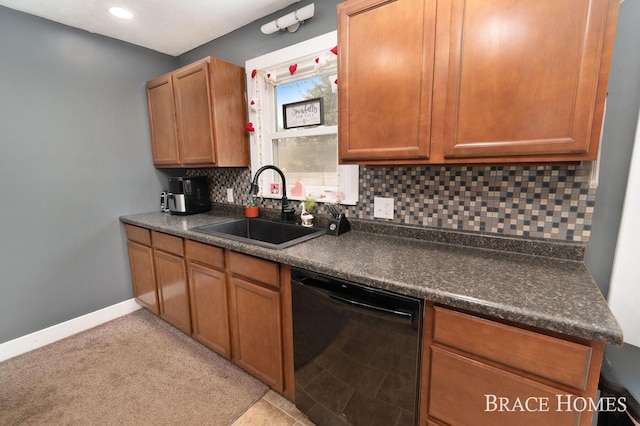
[327,203,350,235]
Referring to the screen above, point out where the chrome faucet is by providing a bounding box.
[250,165,296,222]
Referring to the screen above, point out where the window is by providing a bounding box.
[245,31,358,205]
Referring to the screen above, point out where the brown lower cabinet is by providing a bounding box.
[125,225,605,425]
[125,225,158,314]
[421,304,604,426]
[152,231,191,335]
[186,240,230,359]
[228,251,285,393]
[229,275,283,390]
[124,225,293,397]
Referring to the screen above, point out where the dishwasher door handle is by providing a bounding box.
[292,277,415,325]
[328,293,414,324]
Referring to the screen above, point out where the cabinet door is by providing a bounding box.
[429,347,582,426]
[127,241,159,314]
[155,250,191,334]
[173,60,216,165]
[229,276,283,391]
[440,0,616,160]
[338,0,436,162]
[188,261,230,359]
[146,74,180,166]
[432,307,592,390]
[208,58,250,167]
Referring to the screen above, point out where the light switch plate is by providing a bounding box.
[226,188,234,203]
[373,197,394,219]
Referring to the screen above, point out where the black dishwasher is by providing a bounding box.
[291,267,423,426]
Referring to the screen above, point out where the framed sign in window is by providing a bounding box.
[283,98,324,129]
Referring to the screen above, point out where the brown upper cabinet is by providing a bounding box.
[337,0,620,165]
[145,57,249,168]
[338,0,436,162]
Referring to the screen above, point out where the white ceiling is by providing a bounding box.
[0,0,301,56]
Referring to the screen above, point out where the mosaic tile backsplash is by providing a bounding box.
[187,164,595,243]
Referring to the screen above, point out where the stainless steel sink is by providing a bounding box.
[191,218,325,249]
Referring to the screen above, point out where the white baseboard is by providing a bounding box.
[0,299,142,362]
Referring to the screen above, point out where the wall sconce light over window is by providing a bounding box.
[261,3,315,35]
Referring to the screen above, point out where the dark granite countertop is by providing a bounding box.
[119,209,623,345]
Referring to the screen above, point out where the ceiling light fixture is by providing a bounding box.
[261,3,315,35]
[109,7,134,20]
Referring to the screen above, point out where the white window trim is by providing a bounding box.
[245,31,358,205]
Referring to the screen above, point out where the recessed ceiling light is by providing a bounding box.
[109,7,134,20]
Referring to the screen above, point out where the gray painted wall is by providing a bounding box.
[0,7,178,343]
[179,0,344,67]
[0,0,342,346]
[585,0,640,297]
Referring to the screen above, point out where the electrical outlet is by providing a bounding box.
[226,188,234,203]
[373,197,394,219]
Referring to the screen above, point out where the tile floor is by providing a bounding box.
[232,390,315,426]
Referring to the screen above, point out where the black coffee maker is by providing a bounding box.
[168,176,211,215]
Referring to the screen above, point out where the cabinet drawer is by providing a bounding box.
[185,240,224,269]
[152,231,184,256]
[125,224,151,246]
[228,251,279,289]
[433,307,592,390]
[429,347,581,426]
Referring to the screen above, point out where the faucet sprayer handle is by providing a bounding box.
[281,197,295,222]
[249,182,260,196]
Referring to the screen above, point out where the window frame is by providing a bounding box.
[245,31,358,205]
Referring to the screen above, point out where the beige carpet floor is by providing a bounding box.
[0,309,269,425]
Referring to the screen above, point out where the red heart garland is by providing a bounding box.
[245,122,255,132]
[267,73,271,79]
[330,46,338,55]
[334,79,338,85]
[250,100,255,105]
[289,64,298,75]
[315,58,319,63]
[251,69,257,78]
